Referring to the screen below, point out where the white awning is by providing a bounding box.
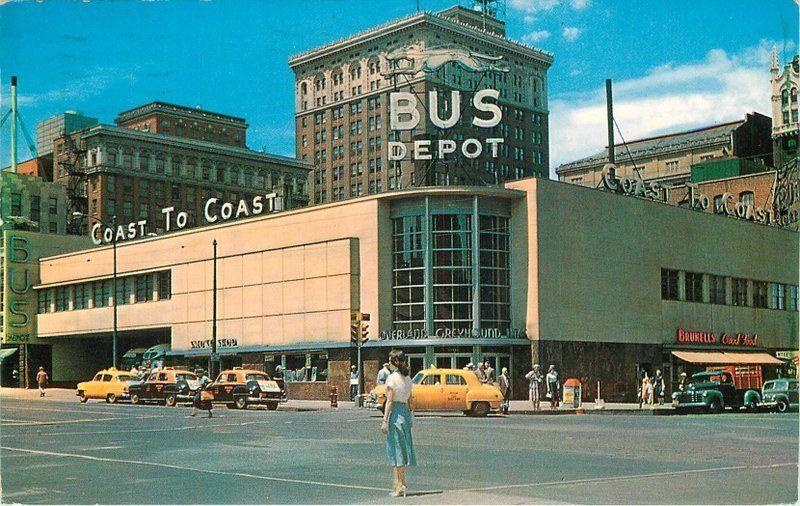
[672,350,785,365]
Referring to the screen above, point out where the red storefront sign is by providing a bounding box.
[676,328,758,347]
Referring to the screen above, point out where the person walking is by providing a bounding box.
[189,370,213,418]
[273,365,286,400]
[545,365,560,409]
[381,350,416,497]
[525,364,542,410]
[653,369,665,406]
[36,367,49,397]
[678,372,688,392]
[641,375,653,407]
[349,365,359,401]
[484,361,495,383]
[498,367,511,414]
[376,363,391,386]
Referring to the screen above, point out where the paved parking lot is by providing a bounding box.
[1,391,797,504]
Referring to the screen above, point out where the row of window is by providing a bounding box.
[38,271,171,314]
[660,268,797,311]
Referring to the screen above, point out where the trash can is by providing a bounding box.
[562,378,582,408]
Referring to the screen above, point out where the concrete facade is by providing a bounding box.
[31,179,798,400]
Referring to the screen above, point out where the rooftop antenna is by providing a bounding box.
[471,0,505,30]
[0,76,37,171]
[606,79,615,165]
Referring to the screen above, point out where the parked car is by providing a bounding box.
[369,367,503,416]
[208,368,283,410]
[760,378,799,412]
[128,367,200,406]
[76,367,141,403]
[672,370,761,413]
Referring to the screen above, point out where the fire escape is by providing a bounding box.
[59,134,89,235]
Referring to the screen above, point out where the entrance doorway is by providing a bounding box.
[482,353,511,381]
[434,353,472,370]
[407,354,426,377]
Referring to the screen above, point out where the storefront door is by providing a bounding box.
[434,353,472,370]
[482,353,511,382]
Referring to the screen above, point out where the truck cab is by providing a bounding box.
[672,370,762,413]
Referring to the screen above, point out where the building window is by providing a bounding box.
[709,275,726,305]
[157,271,171,300]
[135,274,154,303]
[732,278,748,306]
[74,284,85,310]
[55,286,68,312]
[789,286,798,312]
[93,280,111,308]
[753,281,768,308]
[37,290,48,314]
[30,195,40,223]
[432,214,473,332]
[392,215,425,332]
[684,272,704,303]
[116,278,130,306]
[479,215,510,330]
[10,192,21,215]
[660,269,679,300]
[770,283,786,310]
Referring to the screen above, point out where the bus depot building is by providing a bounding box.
[33,177,798,401]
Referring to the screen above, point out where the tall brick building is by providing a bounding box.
[50,102,311,235]
[289,6,553,204]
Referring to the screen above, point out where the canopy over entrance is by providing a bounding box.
[672,350,784,365]
[0,348,18,362]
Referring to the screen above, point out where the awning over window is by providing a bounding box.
[672,350,785,365]
[0,348,18,362]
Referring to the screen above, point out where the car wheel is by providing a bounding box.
[266,402,279,411]
[106,393,117,404]
[235,396,248,410]
[470,401,490,417]
[746,399,758,412]
[165,394,177,407]
[78,392,88,403]
[707,398,722,414]
[131,393,141,405]
[777,399,789,413]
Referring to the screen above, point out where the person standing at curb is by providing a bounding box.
[498,367,511,414]
[376,363,391,386]
[36,367,49,397]
[545,365,560,409]
[484,361,495,383]
[349,365,359,401]
[653,369,665,406]
[525,364,542,410]
[641,375,653,407]
[475,363,488,384]
[678,372,688,392]
[381,350,416,497]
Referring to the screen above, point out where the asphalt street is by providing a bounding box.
[0,395,797,504]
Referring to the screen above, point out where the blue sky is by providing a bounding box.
[0,0,797,171]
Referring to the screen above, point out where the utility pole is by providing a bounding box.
[209,239,218,379]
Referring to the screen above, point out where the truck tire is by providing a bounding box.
[746,398,758,412]
[776,399,789,413]
[266,402,279,411]
[707,398,722,414]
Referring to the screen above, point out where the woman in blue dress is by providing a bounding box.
[381,349,416,497]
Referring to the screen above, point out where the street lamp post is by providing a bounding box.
[75,212,118,368]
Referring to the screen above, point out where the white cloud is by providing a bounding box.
[508,0,560,14]
[522,30,551,44]
[570,0,590,8]
[562,27,581,41]
[548,41,777,174]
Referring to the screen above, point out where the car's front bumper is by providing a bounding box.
[673,400,708,408]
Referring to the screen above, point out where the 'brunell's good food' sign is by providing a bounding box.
[91,192,282,245]
[387,89,504,161]
[676,327,758,347]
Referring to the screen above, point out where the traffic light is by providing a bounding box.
[350,312,370,346]
[361,323,369,344]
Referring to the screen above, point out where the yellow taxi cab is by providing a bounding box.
[369,366,503,416]
[76,367,141,404]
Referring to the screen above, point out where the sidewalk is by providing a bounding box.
[0,387,674,415]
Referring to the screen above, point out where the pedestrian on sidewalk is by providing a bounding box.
[376,363,391,385]
[545,365,560,409]
[641,375,653,407]
[498,367,511,414]
[678,372,688,392]
[12,368,19,386]
[653,369,666,406]
[381,350,416,497]
[484,361,495,383]
[349,365,359,401]
[273,366,286,400]
[525,364,542,410]
[36,367,49,397]
[475,363,488,384]
[189,369,213,418]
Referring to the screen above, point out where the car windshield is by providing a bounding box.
[245,374,269,381]
[176,373,197,381]
[412,372,425,384]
